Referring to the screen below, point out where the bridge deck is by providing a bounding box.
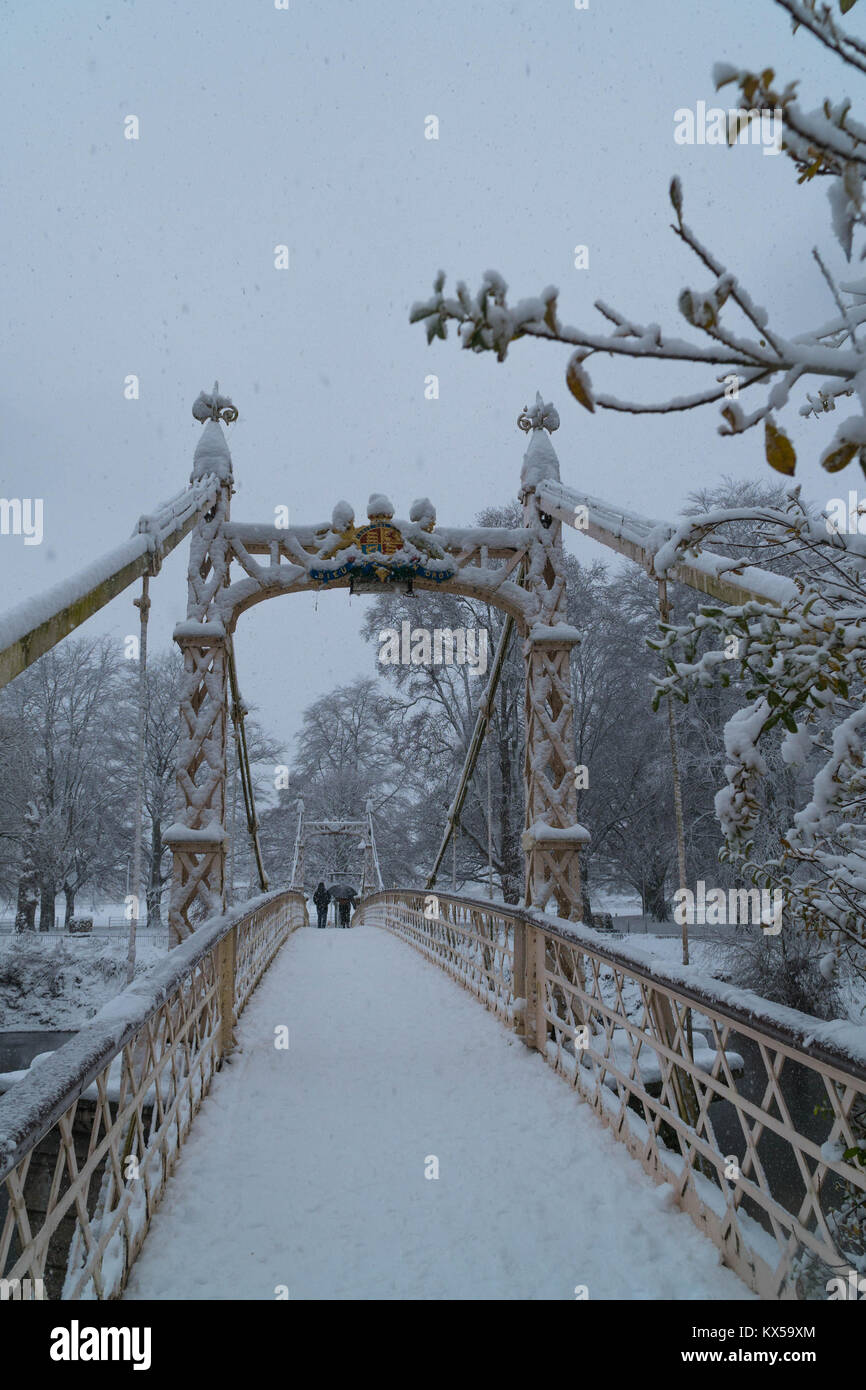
[123,926,754,1301]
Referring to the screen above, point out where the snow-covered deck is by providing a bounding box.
[123,926,753,1301]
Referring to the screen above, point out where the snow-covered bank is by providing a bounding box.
[124,925,753,1301]
[0,935,167,1030]
[630,932,866,1026]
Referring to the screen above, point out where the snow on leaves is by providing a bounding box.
[651,494,866,975]
[409,269,558,363]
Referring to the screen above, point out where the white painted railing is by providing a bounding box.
[0,889,307,1300]
[358,889,866,1301]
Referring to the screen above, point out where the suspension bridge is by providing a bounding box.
[0,386,864,1301]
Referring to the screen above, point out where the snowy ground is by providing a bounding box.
[124,925,753,1301]
[0,898,171,929]
[0,935,166,1029]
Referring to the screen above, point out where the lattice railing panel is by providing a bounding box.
[358,889,866,1300]
[372,892,514,1024]
[0,889,307,1300]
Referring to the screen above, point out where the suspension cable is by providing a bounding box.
[125,575,150,985]
[486,605,494,898]
[486,726,493,899]
[226,638,269,893]
[289,800,304,890]
[366,801,384,891]
[659,579,689,970]
[427,567,523,889]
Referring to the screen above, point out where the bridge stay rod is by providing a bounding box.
[227,638,269,893]
[426,584,520,890]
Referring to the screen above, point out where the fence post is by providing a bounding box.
[217,924,237,1060]
[521,921,545,1053]
[513,919,528,1044]
[521,922,548,1054]
[534,924,548,1055]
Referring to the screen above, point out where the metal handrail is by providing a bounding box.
[359,888,866,1299]
[0,888,307,1298]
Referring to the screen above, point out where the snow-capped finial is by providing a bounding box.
[520,393,561,494]
[367,493,394,520]
[191,383,235,483]
[410,497,436,531]
[192,380,239,426]
[331,500,354,532]
[517,391,559,434]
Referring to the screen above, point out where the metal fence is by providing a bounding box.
[358,889,866,1301]
[0,929,172,951]
[0,888,307,1300]
[0,919,168,934]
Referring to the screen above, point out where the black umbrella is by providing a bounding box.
[327,883,357,901]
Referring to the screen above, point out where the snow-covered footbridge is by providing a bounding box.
[122,922,751,1302]
[1,388,865,1301]
[2,887,864,1302]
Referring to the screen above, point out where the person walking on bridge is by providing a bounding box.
[338,891,356,928]
[313,881,330,929]
[328,883,358,927]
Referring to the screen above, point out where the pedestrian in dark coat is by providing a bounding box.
[328,884,358,927]
[313,881,330,929]
[339,888,359,927]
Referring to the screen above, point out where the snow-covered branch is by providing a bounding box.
[650,496,866,975]
[412,15,866,482]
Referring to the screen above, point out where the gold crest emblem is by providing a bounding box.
[355,522,403,556]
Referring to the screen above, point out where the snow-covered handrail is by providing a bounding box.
[0,887,307,1298]
[359,887,866,1300]
[538,479,798,607]
[0,474,221,691]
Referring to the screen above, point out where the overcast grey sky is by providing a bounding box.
[0,0,850,757]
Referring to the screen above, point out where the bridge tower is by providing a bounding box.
[360,800,384,897]
[288,798,384,898]
[167,386,237,944]
[517,396,586,919]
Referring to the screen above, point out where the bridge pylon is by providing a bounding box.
[518,395,587,920]
[288,798,384,900]
[167,387,236,945]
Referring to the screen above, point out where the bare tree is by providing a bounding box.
[1,638,132,927]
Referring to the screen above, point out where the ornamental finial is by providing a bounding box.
[192,380,239,426]
[517,391,559,434]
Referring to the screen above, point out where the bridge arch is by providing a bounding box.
[218,565,534,634]
[167,389,585,945]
